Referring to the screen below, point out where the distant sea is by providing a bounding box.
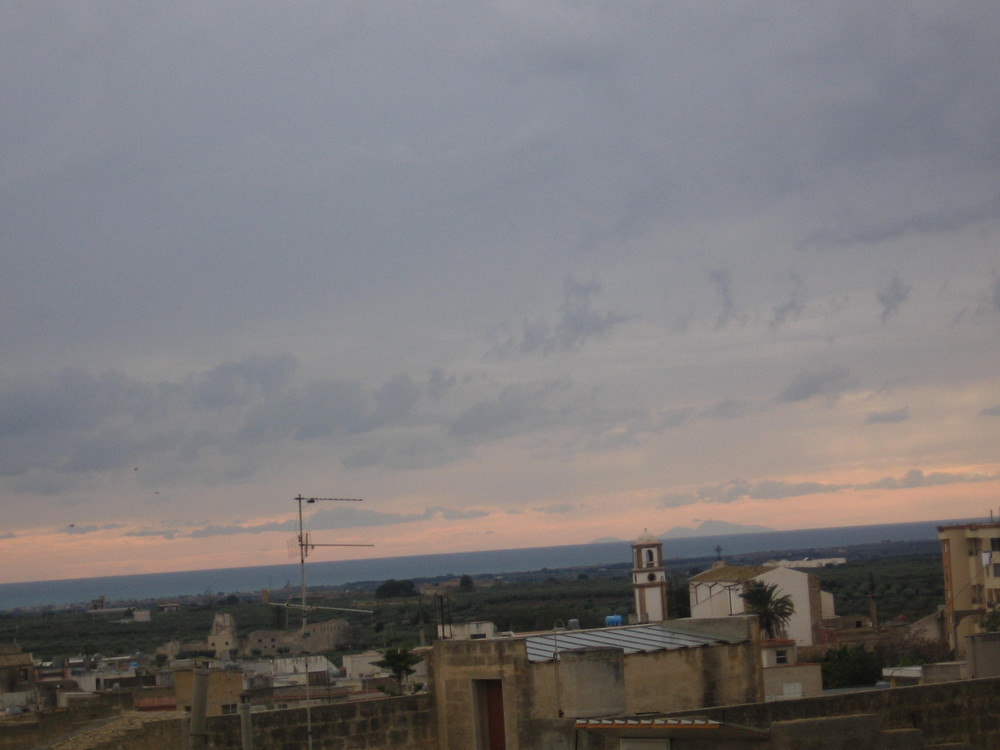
[0,518,965,612]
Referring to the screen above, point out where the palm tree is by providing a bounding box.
[740,581,794,639]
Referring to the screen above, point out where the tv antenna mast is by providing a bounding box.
[288,494,374,750]
[289,494,374,628]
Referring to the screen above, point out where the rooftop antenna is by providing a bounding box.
[291,494,374,628]
[290,495,374,750]
[714,545,723,562]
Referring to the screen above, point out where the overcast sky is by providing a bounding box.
[2,2,999,584]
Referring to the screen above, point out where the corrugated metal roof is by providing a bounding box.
[524,623,733,662]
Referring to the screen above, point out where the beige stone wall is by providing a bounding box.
[174,667,243,716]
[432,622,762,749]
[668,675,1000,749]
[431,638,534,750]
[555,648,625,718]
[762,663,823,700]
[624,640,762,713]
[1,696,436,750]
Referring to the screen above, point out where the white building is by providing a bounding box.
[688,562,835,646]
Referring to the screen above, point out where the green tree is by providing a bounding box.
[376,647,421,691]
[375,579,417,598]
[459,575,475,591]
[985,606,1000,632]
[820,645,881,688]
[740,581,794,639]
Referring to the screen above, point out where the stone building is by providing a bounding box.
[431,616,762,750]
[245,617,350,656]
[174,664,244,716]
[760,639,823,701]
[208,613,238,659]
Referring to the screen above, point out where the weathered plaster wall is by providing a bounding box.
[431,638,533,750]
[624,640,761,712]
[668,676,1000,750]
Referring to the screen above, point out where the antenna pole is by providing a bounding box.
[293,494,372,750]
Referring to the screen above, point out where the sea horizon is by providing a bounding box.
[0,517,965,612]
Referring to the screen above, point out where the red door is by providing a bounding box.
[478,680,506,750]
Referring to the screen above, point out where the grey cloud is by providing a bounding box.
[865,407,910,425]
[701,400,756,420]
[0,357,433,480]
[748,480,843,500]
[534,503,578,514]
[589,406,693,451]
[855,468,1000,490]
[980,405,1000,416]
[496,277,630,356]
[125,529,178,539]
[776,366,854,403]
[187,505,488,537]
[652,408,693,430]
[877,275,912,325]
[342,433,469,471]
[0,369,144,439]
[372,374,422,427]
[450,380,569,438]
[658,493,695,509]
[696,479,753,504]
[190,355,297,411]
[709,269,737,330]
[231,371,424,444]
[427,369,457,401]
[660,468,1000,508]
[801,194,1000,250]
[770,275,806,331]
[190,524,261,539]
[427,506,489,521]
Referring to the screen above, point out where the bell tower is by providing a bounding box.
[632,531,668,623]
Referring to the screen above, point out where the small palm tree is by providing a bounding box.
[740,581,794,639]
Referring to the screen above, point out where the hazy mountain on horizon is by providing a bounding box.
[589,519,774,545]
[660,519,775,538]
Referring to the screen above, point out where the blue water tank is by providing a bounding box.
[604,614,623,627]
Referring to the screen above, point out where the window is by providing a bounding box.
[992,538,1000,552]
[221,704,237,715]
[775,650,788,665]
